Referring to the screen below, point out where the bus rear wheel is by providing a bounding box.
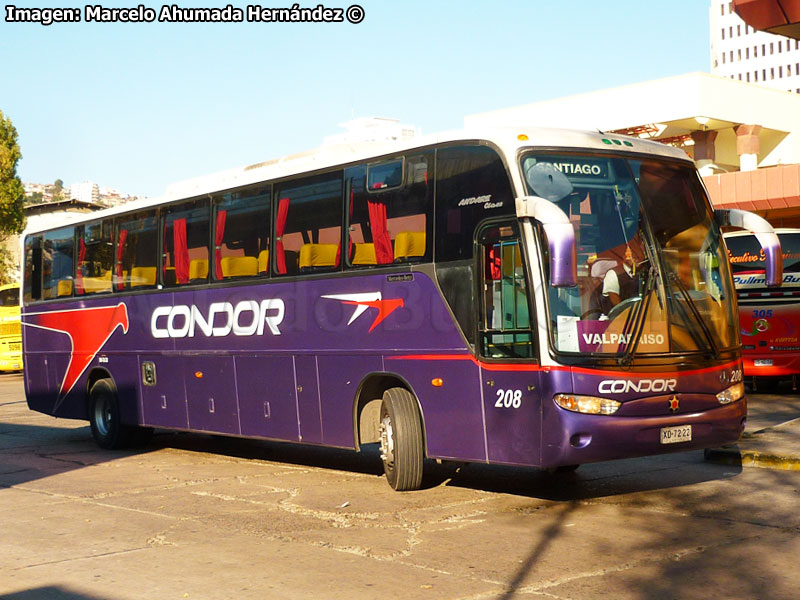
[379,387,424,491]
[89,379,151,449]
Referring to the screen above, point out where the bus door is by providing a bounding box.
[477,222,542,466]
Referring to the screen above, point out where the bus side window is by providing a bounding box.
[346,152,433,268]
[76,220,114,295]
[41,227,75,300]
[24,235,42,303]
[162,199,210,287]
[274,172,343,276]
[478,223,535,360]
[116,210,159,290]
[213,185,271,280]
[435,145,515,262]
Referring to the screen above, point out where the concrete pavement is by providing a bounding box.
[705,385,800,470]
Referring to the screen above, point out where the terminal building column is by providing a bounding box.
[735,124,761,172]
[691,130,718,176]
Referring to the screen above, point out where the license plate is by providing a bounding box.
[660,424,692,444]
[754,359,773,367]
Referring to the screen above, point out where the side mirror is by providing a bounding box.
[715,209,783,287]
[515,196,577,287]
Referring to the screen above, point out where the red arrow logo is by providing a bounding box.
[25,303,129,402]
[322,292,404,332]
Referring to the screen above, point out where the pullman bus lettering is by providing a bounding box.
[151,299,285,339]
[598,378,678,394]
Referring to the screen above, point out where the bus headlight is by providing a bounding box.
[717,382,745,404]
[554,394,621,415]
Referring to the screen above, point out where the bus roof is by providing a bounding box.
[23,125,691,237]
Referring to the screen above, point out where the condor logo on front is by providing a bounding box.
[151,300,285,339]
[598,378,678,394]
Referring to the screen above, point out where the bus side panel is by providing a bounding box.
[23,352,55,416]
[386,357,486,462]
[185,355,239,434]
[140,355,189,430]
[237,354,300,442]
[317,354,383,449]
[481,369,542,467]
[23,322,80,418]
[295,354,323,444]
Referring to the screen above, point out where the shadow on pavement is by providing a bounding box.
[0,586,111,600]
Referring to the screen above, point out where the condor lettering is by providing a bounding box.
[598,378,677,395]
[151,299,285,339]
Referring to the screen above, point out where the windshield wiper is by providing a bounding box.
[668,272,720,359]
[617,264,657,366]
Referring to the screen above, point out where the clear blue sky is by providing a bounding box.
[1,0,711,198]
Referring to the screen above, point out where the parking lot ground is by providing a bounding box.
[3,373,800,600]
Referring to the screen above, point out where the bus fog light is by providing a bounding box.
[554,394,621,415]
[717,382,745,404]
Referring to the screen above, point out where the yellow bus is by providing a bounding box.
[0,283,22,371]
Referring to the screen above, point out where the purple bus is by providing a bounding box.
[21,128,782,490]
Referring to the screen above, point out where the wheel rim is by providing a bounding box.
[379,411,394,471]
[94,393,112,437]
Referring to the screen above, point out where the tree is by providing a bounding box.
[52,178,64,202]
[0,110,27,283]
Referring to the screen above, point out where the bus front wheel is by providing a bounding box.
[379,387,424,491]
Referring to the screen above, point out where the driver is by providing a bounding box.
[602,245,638,309]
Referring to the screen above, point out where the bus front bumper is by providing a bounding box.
[541,399,747,468]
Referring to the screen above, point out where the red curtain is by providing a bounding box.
[275,198,290,274]
[487,245,501,280]
[173,218,189,284]
[116,229,128,288]
[368,199,393,264]
[75,237,86,294]
[214,210,227,279]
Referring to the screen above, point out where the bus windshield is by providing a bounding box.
[521,152,738,358]
[725,231,800,284]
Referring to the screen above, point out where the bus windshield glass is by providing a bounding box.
[725,231,800,283]
[521,152,738,358]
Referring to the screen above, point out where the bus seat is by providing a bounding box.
[84,271,112,294]
[130,266,157,287]
[299,243,338,269]
[57,279,73,297]
[352,243,377,265]
[394,231,426,261]
[221,256,258,278]
[189,259,209,280]
[258,250,269,273]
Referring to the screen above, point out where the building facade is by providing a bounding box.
[710,0,800,92]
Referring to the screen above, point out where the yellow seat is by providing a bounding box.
[394,231,426,261]
[130,266,157,287]
[57,279,73,297]
[83,271,112,294]
[258,250,269,273]
[221,256,258,278]
[298,244,338,269]
[189,259,209,280]
[352,243,377,265]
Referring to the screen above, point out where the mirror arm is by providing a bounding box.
[715,208,783,287]
[516,196,577,287]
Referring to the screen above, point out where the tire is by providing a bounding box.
[88,379,151,449]
[379,387,424,491]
